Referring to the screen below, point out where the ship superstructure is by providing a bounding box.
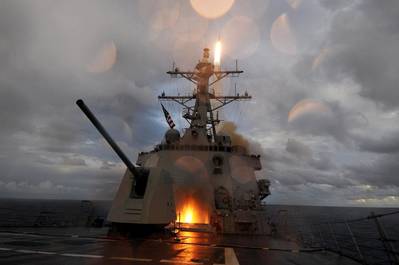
[77,46,271,234]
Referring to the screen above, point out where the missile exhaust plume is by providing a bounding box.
[214,40,222,67]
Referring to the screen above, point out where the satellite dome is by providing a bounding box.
[165,129,180,144]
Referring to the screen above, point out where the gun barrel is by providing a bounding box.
[76,99,138,176]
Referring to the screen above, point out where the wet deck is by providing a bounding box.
[0,228,360,265]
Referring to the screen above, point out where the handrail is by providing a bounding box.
[298,210,399,265]
[315,210,399,225]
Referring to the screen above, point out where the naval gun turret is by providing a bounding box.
[76,99,176,232]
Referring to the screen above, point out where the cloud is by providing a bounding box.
[0,1,173,200]
[0,0,398,207]
[286,138,312,159]
[318,0,356,12]
[355,130,399,154]
[62,157,87,166]
[321,0,399,108]
[346,153,399,188]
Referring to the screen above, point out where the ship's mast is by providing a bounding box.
[159,47,251,142]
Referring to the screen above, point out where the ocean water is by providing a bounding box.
[0,199,397,232]
[266,204,399,265]
[0,198,111,227]
[0,199,397,230]
[0,199,397,264]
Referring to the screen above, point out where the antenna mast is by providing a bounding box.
[159,47,251,142]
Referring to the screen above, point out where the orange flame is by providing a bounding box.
[177,196,209,224]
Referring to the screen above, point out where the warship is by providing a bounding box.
[0,45,376,265]
[77,45,271,235]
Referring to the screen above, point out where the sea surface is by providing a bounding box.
[0,199,397,264]
[0,198,397,232]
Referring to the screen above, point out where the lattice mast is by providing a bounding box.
[159,47,251,142]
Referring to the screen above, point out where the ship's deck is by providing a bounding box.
[0,227,360,265]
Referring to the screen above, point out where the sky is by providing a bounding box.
[0,0,399,207]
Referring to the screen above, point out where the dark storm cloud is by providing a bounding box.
[346,153,399,187]
[268,157,350,188]
[62,157,87,166]
[0,87,33,136]
[286,138,312,159]
[321,0,399,108]
[288,101,354,143]
[355,130,399,154]
[267,139,337,181]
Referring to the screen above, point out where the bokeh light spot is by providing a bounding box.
[222,16,260,59]
[230,156,253,184]
[190,0,234,19]
[86,41,117,73]
[312,48,330,71]
[270,13,297,55]
[286,0,302,9]
[288,99,331,123]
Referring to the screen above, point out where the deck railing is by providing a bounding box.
[298,210,399,265]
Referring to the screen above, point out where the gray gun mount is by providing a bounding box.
[76,99,148,197]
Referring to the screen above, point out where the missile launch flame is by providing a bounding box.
[214,41,222,67]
